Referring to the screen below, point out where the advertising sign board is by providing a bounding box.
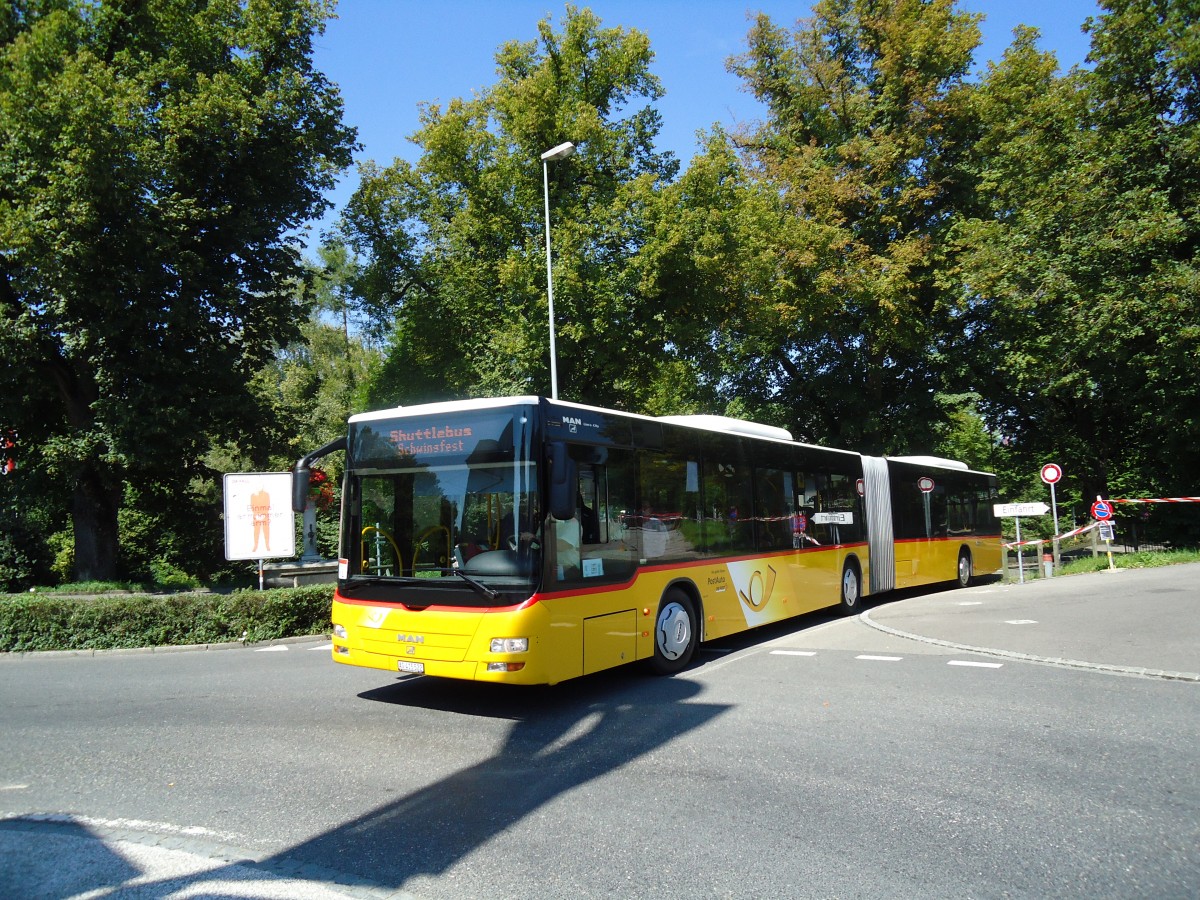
[224,473,296,560]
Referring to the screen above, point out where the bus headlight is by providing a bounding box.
[490,637,528,653]
[333,624,348,639]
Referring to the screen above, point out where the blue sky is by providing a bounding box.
[308,1,1101,241]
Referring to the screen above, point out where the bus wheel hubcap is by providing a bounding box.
[657,602,691,660]
[843,568,857,605]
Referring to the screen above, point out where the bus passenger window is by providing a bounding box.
[639,451,703,561]
[550,450,637,587]
[754,467,793,552]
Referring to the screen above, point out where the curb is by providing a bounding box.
[1,633,330,660]
[858,609,1200,682]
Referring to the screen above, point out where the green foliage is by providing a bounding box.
[337,5,679,411]
[0,0,357,581]
[955,2,1200,502]
[647,0,984,451]
[0,585,334,652]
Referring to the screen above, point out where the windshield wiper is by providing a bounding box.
[454,568,499,602]
[339,576,391,593]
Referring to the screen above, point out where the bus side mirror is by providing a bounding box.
[548,442,577,521]
[292,464,311,513]
[292,436,348,513]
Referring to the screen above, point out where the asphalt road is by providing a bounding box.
[1,564,1198,899]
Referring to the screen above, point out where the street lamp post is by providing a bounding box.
[541,141,575,400]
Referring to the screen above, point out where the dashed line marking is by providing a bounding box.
[308,643,333,651]
[949,660,1004,669]
[770,650,817,657]
[1005,620,1038,625]
[253,645,289,653]
[1,784,30,791]
[957,601,983,606]
[856,655,903,662]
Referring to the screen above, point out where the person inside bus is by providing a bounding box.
[501,498,540,553]
[579,493,600,544]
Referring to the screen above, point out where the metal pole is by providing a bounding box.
[1050,481,1060,573]
[540,142,574,402]
[542,158,558,400]
[1015,516,1025,584]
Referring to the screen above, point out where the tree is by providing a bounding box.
[337,5,679,411]
[0,1,357,580]
[666,0,984,451]
[955,1,1200,523]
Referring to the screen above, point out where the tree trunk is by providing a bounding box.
[72,461,121,582]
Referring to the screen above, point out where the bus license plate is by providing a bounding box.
[398,660,425,674]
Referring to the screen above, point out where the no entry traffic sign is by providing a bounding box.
[1040,463,1062,485]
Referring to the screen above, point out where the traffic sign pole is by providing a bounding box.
[1015,516,1025,584]
[1094,495,1117,572]
[1040,464,1063,576]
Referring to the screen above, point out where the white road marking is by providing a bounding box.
[308,643,333,651]
[253,645,289,652]
[8,814,254,845]
[1005,620,1038,625]
[949,660,1003,669]
[957,601,983,606]
[856,655,903,661]
[1,784,29,791]
[771,650,817,657]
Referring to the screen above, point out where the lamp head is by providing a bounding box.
[540,141,576,161]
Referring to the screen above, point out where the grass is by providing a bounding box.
[1058,548,1200,575]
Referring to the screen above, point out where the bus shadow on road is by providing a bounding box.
[263,672,729,892]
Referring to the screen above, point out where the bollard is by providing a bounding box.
[1042,552,1053,578]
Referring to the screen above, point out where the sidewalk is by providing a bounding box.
[861,563,1200,681]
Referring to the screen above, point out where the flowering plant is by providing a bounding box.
[308,467,336,511]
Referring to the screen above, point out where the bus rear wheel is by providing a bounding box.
[839,560,861,614]
[651,590,698,675]
[957,549,973,588]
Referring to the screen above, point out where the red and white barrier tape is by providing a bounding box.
[1001,496,1198,549]
[1112,497,1200,504]
[1003,521,1098,550]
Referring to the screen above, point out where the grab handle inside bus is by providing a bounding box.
[548,442,577,521]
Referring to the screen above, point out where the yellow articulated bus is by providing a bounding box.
[293,396,1001,686]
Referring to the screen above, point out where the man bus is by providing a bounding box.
[294,396,1000,685]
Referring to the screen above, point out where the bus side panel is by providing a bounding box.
[892,535,1002,589]
[893,537,959,589]
[970,535,1003,577]
[691,547,849,641]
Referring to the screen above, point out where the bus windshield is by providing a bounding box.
[343,406,540,605]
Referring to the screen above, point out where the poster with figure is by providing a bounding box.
[223,473,296,560]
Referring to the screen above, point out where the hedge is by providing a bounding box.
[0,585,334,653]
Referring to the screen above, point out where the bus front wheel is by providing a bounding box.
[651,590,698,675]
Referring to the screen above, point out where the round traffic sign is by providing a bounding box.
[1091,499,1113,520]
[1040,463,1062,485]
[917,476,935,494]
